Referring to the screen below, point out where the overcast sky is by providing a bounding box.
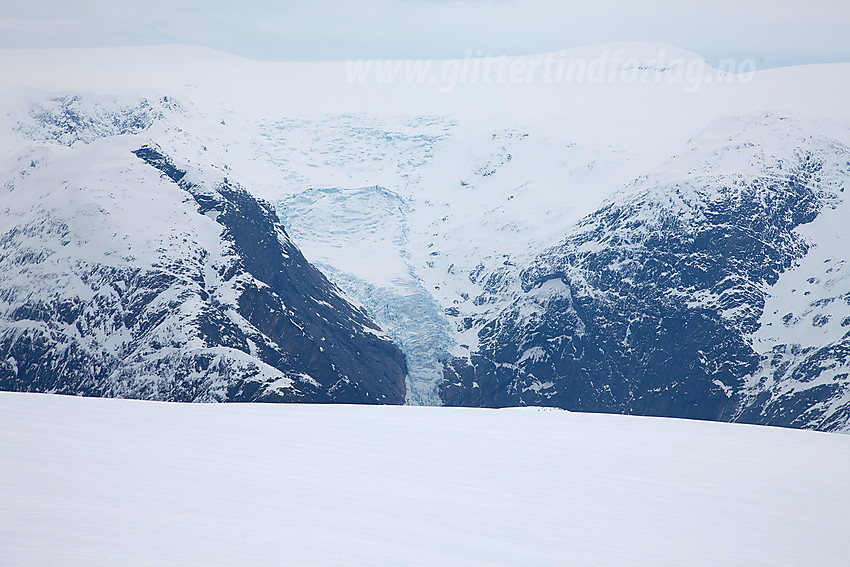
[1,0,848,68]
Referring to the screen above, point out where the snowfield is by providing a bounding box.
[1,392,848,566]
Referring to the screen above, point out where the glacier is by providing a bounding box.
[275,185,454,405]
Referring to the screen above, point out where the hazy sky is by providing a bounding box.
[1,0,848,68]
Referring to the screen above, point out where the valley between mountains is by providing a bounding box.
[2,44,850,431]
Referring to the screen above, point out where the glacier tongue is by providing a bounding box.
[310,268,452,405]
[276,185,453,405]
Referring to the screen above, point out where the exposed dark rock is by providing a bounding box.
[441,137,850,431]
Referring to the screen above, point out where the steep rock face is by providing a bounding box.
[441,116,850,430]
[0,94,406,403]
[132,146,408,403]
[738,337,850,430]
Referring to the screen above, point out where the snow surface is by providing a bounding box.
[1,392,848,567]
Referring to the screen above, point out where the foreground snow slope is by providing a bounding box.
[1,392,848,567]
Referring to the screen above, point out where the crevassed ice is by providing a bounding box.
[276,186,453,405]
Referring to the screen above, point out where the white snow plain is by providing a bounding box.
[1,391,848,567]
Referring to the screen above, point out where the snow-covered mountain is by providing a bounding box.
[442,115,850,431]
[2,44,850,429]
[0,93,406,403]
